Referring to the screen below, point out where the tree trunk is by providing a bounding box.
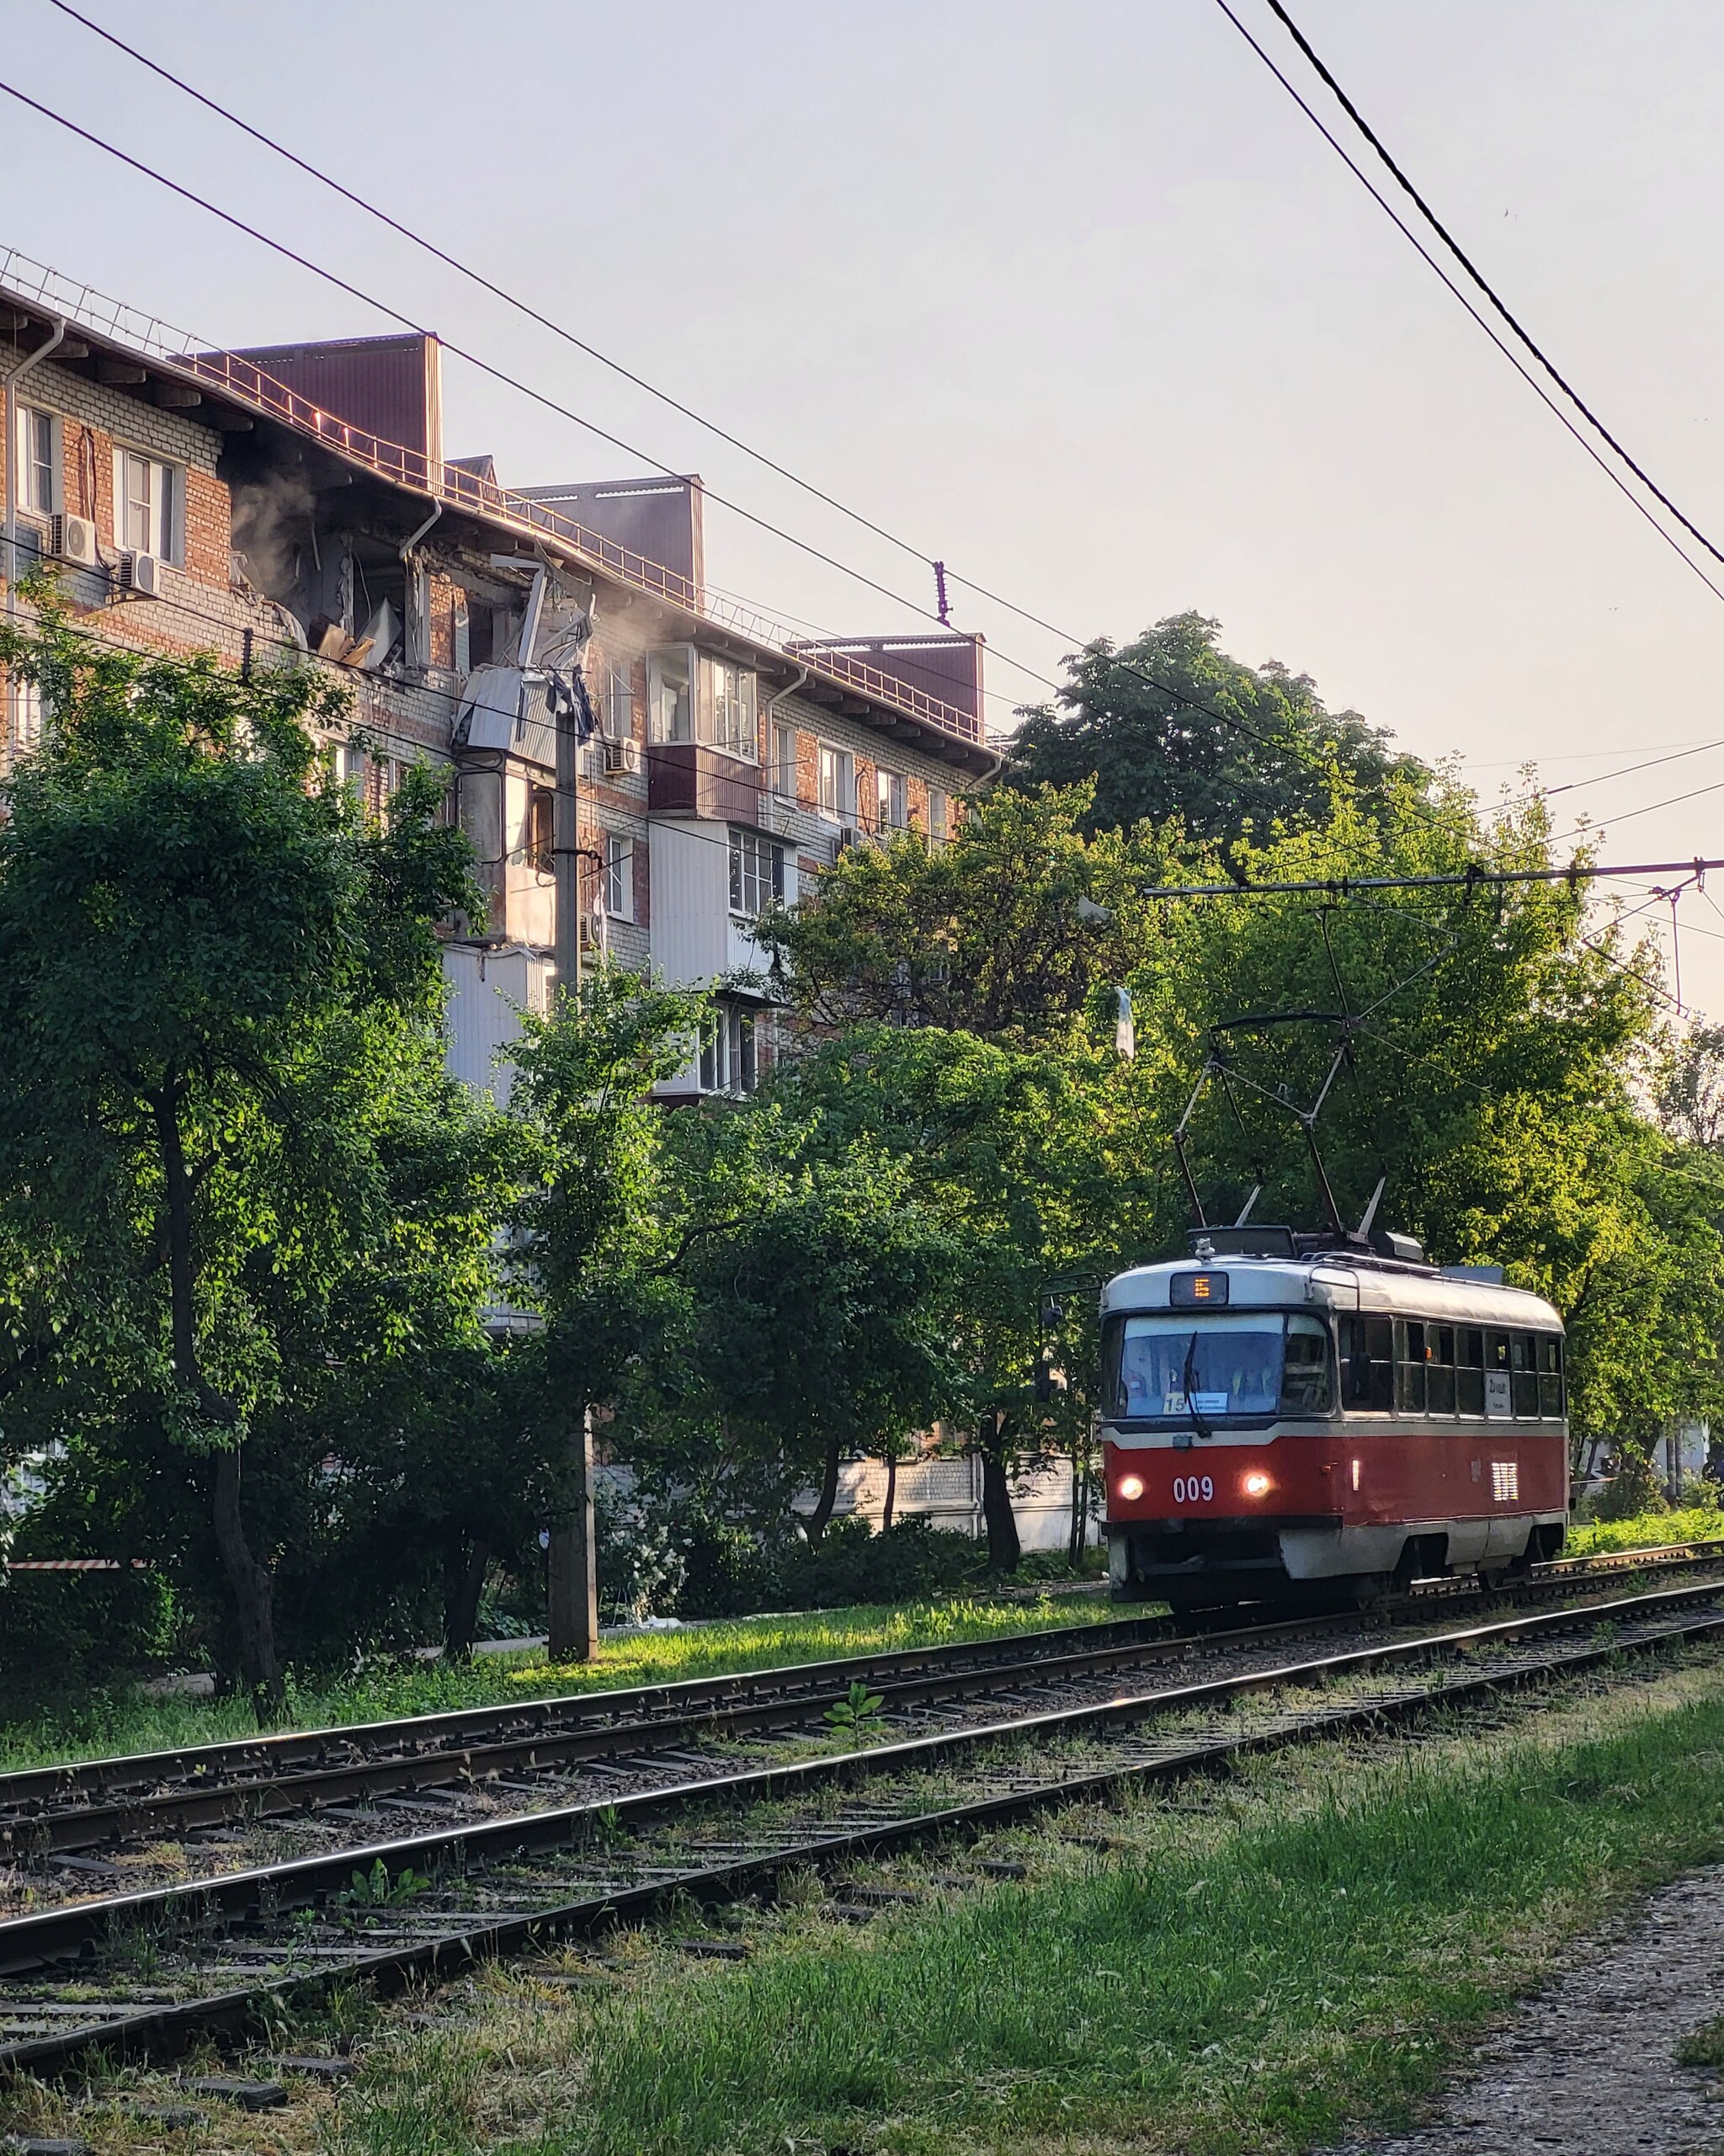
[444,1539,491,1660]
[547,1408,599,1662]
[1067,1445,1084,1565]
[978,1421,1020,1575]
[805,1438,842,1546]
[153,1074,280,1715]
[881,1450,897,1534]
[212,1448,281,1714]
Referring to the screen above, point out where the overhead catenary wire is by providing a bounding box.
[1257,0,1724,578]
[1206,0,1724,612]
[0,66,1508,840]
[4,51,1712,962]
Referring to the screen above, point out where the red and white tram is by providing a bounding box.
[1101,1227,1568,1610]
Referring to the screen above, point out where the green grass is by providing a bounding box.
[1565,1502,1724,1557]
[535,1667,1724,2156]
[1678,2013,1724,2071]
[0,1595,1111,1776]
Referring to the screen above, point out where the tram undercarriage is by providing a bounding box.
[1110,1513,1569,1613]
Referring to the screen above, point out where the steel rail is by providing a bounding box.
[6,1539,1722,1862]
[0,1572,1717,2084]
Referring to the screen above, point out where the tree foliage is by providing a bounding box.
[998,610,1423,844]
[0,598,500,1706]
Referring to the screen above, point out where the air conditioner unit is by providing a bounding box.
[48,514,99,568]
[603,736,641,777]
[115,550,165,598]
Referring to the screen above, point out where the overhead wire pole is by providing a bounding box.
[544,578,600,1665]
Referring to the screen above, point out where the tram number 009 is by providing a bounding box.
[1172,1474,1215,1505]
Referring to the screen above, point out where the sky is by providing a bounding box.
[5,0,1724,1009]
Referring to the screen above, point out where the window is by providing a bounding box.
[698,1006,758,1094]
[817,743,854,820]
[648,648,693,743]
[1510,1333,1540,1419]
[1537,1334,1565,1419]
[772,721,798,798]
[928,786,949,842]
[7,674,43,756]
[112,447,181,562]
[1427,1326,1457,1415]
[13,405,56,516]
[1484,1331,1514,1419]
[729,827,785,916]
[1456,1328,1486,1416]
[701,658,757,758]
[1394,1321,1428,1413]
[1338,1314,1394,1411]
[1104,1312,1288,1421]
[1280,1314,1333,1415]
[524,785,555,874]
[607,668,635,737]
[876,768,906,831]
[604,833,634,922]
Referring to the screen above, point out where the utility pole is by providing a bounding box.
[545,588,600,1663]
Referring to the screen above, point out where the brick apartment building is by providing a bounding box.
[0,251,998,1102]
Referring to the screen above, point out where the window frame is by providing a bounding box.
[647,646,694,745]
[111,444,183,564]
[604,832,635,922]
[927,785,949,842]
[728,825,785,917]
[607,666,635,739]
[13,403,57,518]
[700,656,758,760]
[817,742,855,821]
[875,767,906,831]
[771,721,798,799]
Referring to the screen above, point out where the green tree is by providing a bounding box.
[999,611,1423,843]
[502,963,711,1652]
[678,1124,969,1546]
[0,598,480,1707]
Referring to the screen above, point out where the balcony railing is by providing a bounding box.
[1,248,987,752]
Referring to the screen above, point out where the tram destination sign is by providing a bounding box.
[1171,1271,1230,1308]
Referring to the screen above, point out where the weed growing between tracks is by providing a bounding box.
[517,1652,1724,2156]
[0,1596,1107,1776]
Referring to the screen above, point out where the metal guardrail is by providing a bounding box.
[0,248,986,751]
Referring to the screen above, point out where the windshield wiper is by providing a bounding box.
[1182,1334,1212,1441]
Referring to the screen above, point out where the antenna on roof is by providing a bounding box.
[933,560,951,626]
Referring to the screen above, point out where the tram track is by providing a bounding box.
[1,1560,1723,2076]
[3,1535,1719,1880]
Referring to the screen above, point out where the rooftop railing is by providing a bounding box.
[1,248,985,750]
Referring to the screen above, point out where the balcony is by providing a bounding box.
[647,741,762,823]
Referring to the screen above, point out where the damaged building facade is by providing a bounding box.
[1,253,996,1101]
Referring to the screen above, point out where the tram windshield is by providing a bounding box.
[1103,1312,1331,1420]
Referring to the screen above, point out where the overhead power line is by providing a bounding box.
[11,40,1708,905]
[1258,0,1724,578]
[1208,0,1724,610]
[1140,856,1721,900]
[8,17,1562,842]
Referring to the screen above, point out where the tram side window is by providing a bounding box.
[1339,1315,1394,1410]
[1427,1325,1457,1414]
[1538,1334,1565,1419]
[1395,1320,1428,1413]
[1510,1334,1540,1419]
[1456,1328,1486,1416]
[1281,1315,1333,1414]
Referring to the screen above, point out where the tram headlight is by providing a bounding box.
[1116,1472,1145,1502]
[1242,1471,1272,1498]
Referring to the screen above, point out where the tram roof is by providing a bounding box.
[1101,1254,1563,1331]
